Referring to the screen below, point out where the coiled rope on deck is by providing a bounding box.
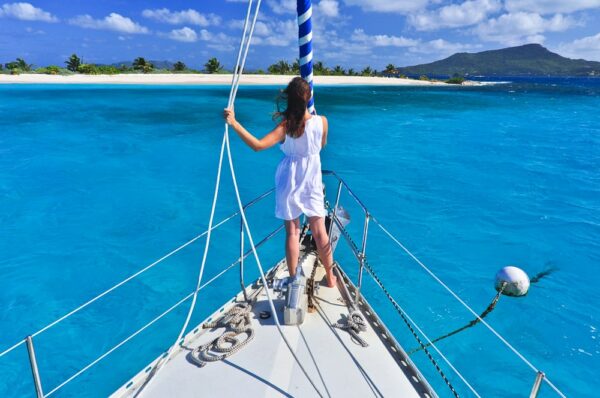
[190,303,255,367]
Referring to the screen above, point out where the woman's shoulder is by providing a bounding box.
[319,115,328,131]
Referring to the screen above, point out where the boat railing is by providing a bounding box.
[0,172,568,398]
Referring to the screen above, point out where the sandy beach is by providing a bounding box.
[0,73,458,86]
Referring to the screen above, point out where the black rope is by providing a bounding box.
[530,266,557,283]
[408,284,505,355]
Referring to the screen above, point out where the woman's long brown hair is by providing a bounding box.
[274,77,311,138]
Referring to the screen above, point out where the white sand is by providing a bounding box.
[0,73,456,86]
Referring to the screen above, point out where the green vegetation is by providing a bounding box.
[35,65,65,75]
[419,75,430,81]
[397,43,600,77]
[66,54,82,72]
[332,65,345,76]
[384,64,396,74]
[173,61,186,72]
[5,58,32,73]
[313,61,327,75]
[204,57,223,74]
[445,76,465,84]
[76,64,120,75]
[268,60,291,74]
[132,57,154,73]
[361,66,375,76]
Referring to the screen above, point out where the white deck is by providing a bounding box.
[115,252,435,398]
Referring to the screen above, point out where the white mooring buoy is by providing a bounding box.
[495,266,530,297]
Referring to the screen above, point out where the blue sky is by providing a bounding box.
[1,0,599,69]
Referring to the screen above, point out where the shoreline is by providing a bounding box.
[0,73,469,86]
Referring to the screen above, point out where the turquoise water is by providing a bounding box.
[1,81,598,397]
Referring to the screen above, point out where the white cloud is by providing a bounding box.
[230,17,298,46]
[318,0,340,17]
[410,0,501,31]
[0,2,57,22]
[351,28,419,47]
[343,0,429,14]
[167,27,198,42]
[254,20,298,46]
[266,0,297,15]
[70,13,149,34]
[556,32,600,61]
[505,0,600,14]
[409,38,479,56]
[266,0,341,17]
[474,12,576,45]
[141,8,221,26]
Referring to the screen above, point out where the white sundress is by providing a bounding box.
[275,116,327,221]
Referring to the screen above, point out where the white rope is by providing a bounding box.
[372,218,567,398]
[133,1,259,393]
[135,0,323,396]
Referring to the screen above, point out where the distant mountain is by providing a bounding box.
[111,60,176,69]
[397,44,600,77]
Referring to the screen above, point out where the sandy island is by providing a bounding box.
[0,73,473,86]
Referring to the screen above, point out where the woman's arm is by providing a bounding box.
[224,108,285,152]
[321,115,329,148]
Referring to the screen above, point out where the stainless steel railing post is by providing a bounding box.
[26,336,44,398]
[240,217,248,302]
[356,214,370,303]
[327,181,343,239]
[529,371,545,398]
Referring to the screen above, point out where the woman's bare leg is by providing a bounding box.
[309,216,337,288]
[284,218,301,277]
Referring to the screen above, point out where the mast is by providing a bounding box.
[296,0,315,114]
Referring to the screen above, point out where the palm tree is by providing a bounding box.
[384,64,396,75]
[204,57,223,74]
[66,54,82,72]
[332,65,345,76]
[5,58,31,72]
[173,61,186,72]
[268,60,291,75]
[313,61,325,75]
[133,57,153,73]
[292,59,300,74]
[347,68,356,76]
[17,58,31,71]
[361,66,374,76]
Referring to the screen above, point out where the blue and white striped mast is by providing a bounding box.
[297,0,315,114]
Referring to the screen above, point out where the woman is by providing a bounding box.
[223,77,336,288]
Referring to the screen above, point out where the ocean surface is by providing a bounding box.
[0,78,598,397]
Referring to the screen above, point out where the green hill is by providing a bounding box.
[397,44,600,77]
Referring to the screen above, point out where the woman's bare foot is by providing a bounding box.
[325,273,337,288]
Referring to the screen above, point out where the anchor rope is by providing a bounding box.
[408,283,506,355]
